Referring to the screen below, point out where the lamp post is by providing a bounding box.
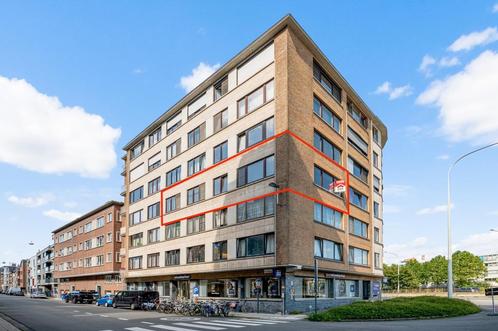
[447,142,498,299]
[384,251,403,293]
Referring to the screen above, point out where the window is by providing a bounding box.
[373,176,380,193]
[166,111,182,135]
[188,123,205,147]
[237,80,274,118]
[299,278,333,298]
[313,131,341,164]
[213,141,228,164]
[349,247,368,266]
[96,235,105,247]
[213,174,228,195]
[165,194,180,213]
[213,209,227,228]
[84,222,92,233]
[187,184,205,205]
[129,256,142,270]
[187,153,205,176]
[374,227,380,243]
[165,249,180,266]
[214,76,228,101]
[237,196,275,223]
[84,239,92,250]
[106,232,112,243]
[116,231,122,242]
[147,253,160,268]
[237,155,274,187]
[106,252,113,263]
[349,216,368,238]
[314,202,343,229]
[374,202,380,219]
[147,202,160,220]
[96,255,104,266]
[166,166,181,187]
[107,212,113,223]
[213,241,228,261]
[96,217,105,228]
[375,253,381,268]
[187,245,205,263]
[237,233,274,257]
[335,279,359,298]
[372,127,380,144]
[314,237,343,261]
[148,153,161,171]
[166,223,181,239]
[313,97,341,133]
[149,128,162,147]
[373,151,379,168]
[147,228,160,244]
[348,157,369,183]
[213,109,228,133]
[166,139,181,160]
[131,141,144,160]
[130,186,144,203]
[187,215,205,234]
[348,127,368,156]
[116,252,121,263]
[347,101,368,129]
[350,187,368,210]
[84,257,92,267]
[238,117,274,151]
[313,62,342,102]
[148,177,161,195]
[313,165,341,197]
[129,209,143,226]
[130,233,143,247]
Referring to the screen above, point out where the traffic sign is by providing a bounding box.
[330,180,346,193]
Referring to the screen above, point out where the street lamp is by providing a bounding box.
[447,142,498,298]
[384,251,404,293]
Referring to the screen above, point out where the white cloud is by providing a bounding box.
[384,237,441,263]
[180,62,220,93]
[419,55,436,76]
[493,3,498,13]
[132,68,144,74]
[439,56,460,67]
[383,204,402,214]
[374,81,413,100]
[383,184,412,197]
[43,209,81,222]
[455,231,498,256]
[436,154,450,160]
[0,76,121,178]
[416,204,453,215]
[7,193,54,208]
[448,27,498,52]
[417,50,498,144]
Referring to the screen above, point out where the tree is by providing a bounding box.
[427,255,448,286]
[452,251,486,287]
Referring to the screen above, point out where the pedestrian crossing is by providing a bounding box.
[125,318,289,331]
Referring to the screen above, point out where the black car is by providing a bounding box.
[112,290,159,310]
[65,291,97,304]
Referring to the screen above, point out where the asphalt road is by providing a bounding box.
[0,295,497,331]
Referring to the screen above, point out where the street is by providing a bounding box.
[0,295,497,331]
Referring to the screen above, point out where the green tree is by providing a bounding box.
[452,251,486,287]
[427,255,448,286]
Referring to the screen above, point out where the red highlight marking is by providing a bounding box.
[160,130,350,226]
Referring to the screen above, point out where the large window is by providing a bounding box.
[187,245,205,263]
[130,141,144,160]
[374,227,380,243]
[165,194,180,213]
[375,253,381,268]
[96,217,105,228]
[166,166,181,187]
[314,237,342,261]
[166,111,182,135]
[237,80,274,118]
[130,186,143,203]
[129,210,143,226]
[237,155,274,187]
[188,123,205,147]
[348,127,368,156]
[165,249,180,266]
[213,209,227,228]
[187,215,205,234]
[348,157,369,183]
[373,201,380,218]
[213,109,228,132]
[147,202,160,220]
[147,253,160,268]
[313,131,342,164]
[213,174,228,196]
[214,76,228,101]
[373,151,379,168]
[313,62,342,102]
[373,176,380,193]
[350,187,368,210]
[166,139,181,160]
[213,141,228,164]
[349,247,368,266]
[237,196,275,223]
[130,233,143,247]
[237,233,275,257]
[166,222,180,240]
[187,153,205,176]
[314,202,343,229]
[148,227,160,244]
[299,278,333,298]
[313,97,341,133]
[313,166,341,197]
[149,128,162,147]
[349,216,368,238]
[372,127,381,144]
[213,241,228,261]
[148,153,161,171]
[187,184,205,205]
[148,177,161,195]
[335,279,359,298]
[129,256,142,270]
[347,101,368,129]
[238,117,274,151]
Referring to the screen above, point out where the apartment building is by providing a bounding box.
[52,201,124,296]
[481,254,498,286]
[30,245,58,296]
[16,259,29,294]
[121,15,387,313]
[1,264,18,292]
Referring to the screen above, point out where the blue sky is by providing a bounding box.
[1,1,498,264]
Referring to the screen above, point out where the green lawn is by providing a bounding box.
[308,296,480,321]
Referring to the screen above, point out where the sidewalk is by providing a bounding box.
[0,316,20,331]
[230,312,307,320]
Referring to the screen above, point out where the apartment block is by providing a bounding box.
[121,15,387,313]
[16,259,29,294]
[481,254,498,286]
[52,201,124,296]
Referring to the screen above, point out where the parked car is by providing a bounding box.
[112,290,159,310]
[7,288,23,296]
[96,294,114,307]
[31,289,48,299]
[64,291,97,304]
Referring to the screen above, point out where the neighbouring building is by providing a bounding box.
[16,259,29,294]
[1,264,18,292]
[32,245,57,296]
[28,255,38,293]
[121,15,387,313]
[481,254,498,286]
[52,201,124,296]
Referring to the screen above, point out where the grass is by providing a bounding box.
[308,296,480,321]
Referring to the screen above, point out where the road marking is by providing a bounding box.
[72,314,95,317]
[224,319,278,325]
[118,317,129,320]
[126,328,154,331]
[193,322,244,328]
[142,321,154,325]
[174,323,225,330]
[100,315,110,317]
[151,325,199,331]
[73,310,79,312]
[239,319,289,323]
[211,320,261,326]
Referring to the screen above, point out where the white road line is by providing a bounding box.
[151,325,199,331]
[126,328,154,331]
[100,315,109,317]
[193,322,245,328]
[239,319,289,323]
[174,323,226,330]
[224,319,277,325]
[211,320,261,326]
[118,317,129,320]
[73,310,79,312]
[142,321,154,324]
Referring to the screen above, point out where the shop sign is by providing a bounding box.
[264,268,273,274]
[272,269,282,278]
[325,273,345,279]
[193,286,199,297]
[174,275,191,280]
[255,278,263,289]
[372,282,381,297]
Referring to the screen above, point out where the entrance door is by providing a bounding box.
[178,281,190,299]
[362,281,371,299]
[96,285,102,297]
